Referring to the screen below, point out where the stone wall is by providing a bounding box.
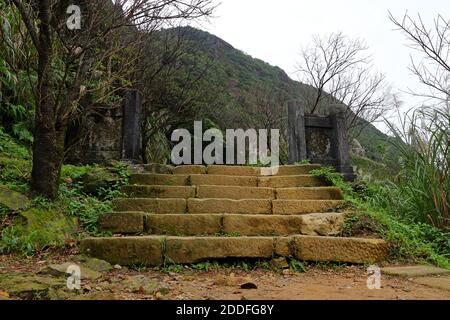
[65,90,142,165]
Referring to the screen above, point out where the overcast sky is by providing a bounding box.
[198,0,449,131]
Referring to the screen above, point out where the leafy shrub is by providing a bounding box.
[311,167,353,195]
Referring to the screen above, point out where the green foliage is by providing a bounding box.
[350,155,396,182]
[0,209,77,256]
[0,3,37,143]
[383,107,449,229]
[0,139,129,254]
[310,162,449,267]
[0,130,30,159]
[0,156,30,193]
[311,167,353,195]
[157,263,184,273]
[191,261,212,272]
[344,201,450,269]
[288,259,306,273]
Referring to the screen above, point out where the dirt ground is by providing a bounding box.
[0,251,449,300]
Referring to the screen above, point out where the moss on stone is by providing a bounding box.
[3,208,78,253]
[0,185,30,211]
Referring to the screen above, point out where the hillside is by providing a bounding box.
[159,26,397,161]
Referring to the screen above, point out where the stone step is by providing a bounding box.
[187,198,272,214]
[129,173,327,188]
[113,198,187,213]
[112,198,344,214]
[190,174,258,187]
[196,185,275,199]
[99,212,347,236]
[80,235,388,266]
[137,164,323,176]
[122,185,343,201]
[276,187,343,200]
[258,175,327,188]
[272,165,322,176]
[206,165,260,176]
[130,174,188,186]
[173,165,207,175]
[272,200,345,215]
[122,185,196,199]
[187,199,344,214]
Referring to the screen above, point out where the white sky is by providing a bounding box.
[198,0,450,132]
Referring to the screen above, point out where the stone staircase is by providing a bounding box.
[80,164,387,266]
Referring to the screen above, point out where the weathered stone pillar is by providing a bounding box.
[287,101,356,181]
[288,101,307,164]
[330,107,356,181]
[122,90,142,161]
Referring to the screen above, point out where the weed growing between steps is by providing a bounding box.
[0,132,130,255]
[154,258,310,274]
[312,167,450,269]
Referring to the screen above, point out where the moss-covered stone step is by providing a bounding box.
[258,175,327,188]
[276,187,343,200]
[99,212,347,236]
[122,185,196,198]
[80,235,387,266]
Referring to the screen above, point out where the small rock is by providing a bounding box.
[39,262,101,280]
[0,185,30,211]
[240,282,258,290]
[0,273,65,300]
[270,257,289,270]
[123,275,170,295]
[74,256,113,272]
[114,264,122,270]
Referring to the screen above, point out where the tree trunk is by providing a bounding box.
[30,0,62,199]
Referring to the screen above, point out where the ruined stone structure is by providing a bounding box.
[287,101,356,181]
[66,90,142,164]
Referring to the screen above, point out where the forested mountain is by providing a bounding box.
[157,26,396,161]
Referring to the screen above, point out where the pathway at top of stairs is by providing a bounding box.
[80,164,388,266]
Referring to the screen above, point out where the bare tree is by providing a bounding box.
[296,32,390,137]
[389,12,450,109]
[6,0,215,198]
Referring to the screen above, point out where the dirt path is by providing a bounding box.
[1,253,449,300]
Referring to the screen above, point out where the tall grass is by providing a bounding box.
[384,107,449,230]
